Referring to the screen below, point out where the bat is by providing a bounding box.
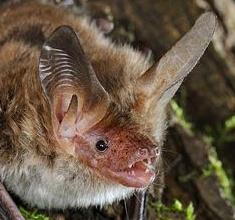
[0,1,216,219]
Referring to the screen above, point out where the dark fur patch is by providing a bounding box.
[0,24,45,47]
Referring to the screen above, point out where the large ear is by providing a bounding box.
[39,26,110,137]
[137,12,217,109]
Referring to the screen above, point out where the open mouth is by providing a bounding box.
[103,158,156,188]
[75,141,158,188]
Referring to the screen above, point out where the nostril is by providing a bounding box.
[138,147,149,156]
[154,147,160,156]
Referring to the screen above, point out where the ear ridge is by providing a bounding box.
[39,25,110,134]
[138,12,217,104]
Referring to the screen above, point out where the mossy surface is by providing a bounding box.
[170,100,193,132]
[151,199,196,220]
[202,148,235,204]
[20,207,49,220]
[171,100,235,205]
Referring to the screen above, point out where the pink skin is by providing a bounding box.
[54,95,158,188]
[74,127,159,188]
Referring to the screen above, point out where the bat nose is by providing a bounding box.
[138,147,149,157]
[153,145,160,156]
[136,145,160,161]
[127,145,159,169]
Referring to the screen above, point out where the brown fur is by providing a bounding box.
[0,0,162,208]
[0,1,154,163]
[0,0,215,209]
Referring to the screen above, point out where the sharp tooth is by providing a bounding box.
[145,168,149,173]
[131,171,135,175]
[128,164,132,168]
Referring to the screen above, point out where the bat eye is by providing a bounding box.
[96,140,108,152]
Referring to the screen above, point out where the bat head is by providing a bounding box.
[38,13,216,189]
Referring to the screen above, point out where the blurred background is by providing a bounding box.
[1,0,235,219]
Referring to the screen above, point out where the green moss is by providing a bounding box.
[20,207,49,220]
[204,115,235,147]
[225,115,235,131]
[199,115,235,205]
[185,203,196,220]
[206,148,235,204]
[171,101,235,204]
[172,199,183,212]
[152,199,196,220]
[201,145,235,204]
[170,100,193,132]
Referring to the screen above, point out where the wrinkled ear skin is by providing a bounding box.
[38,26,110,136]
[137,12,217,111]
[39,25,95,100]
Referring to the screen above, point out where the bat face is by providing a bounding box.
[0,2,216,209]
[72,121,158,188]
[38,13,216,191]
[38,26,158,189]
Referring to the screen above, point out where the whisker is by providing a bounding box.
[161,159,172,171]
[161,147,178,155]
[153,168,169,177]
[133,192,141,204]
[124,199,130,220]
[151,182,165,187]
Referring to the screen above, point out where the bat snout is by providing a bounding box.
[128,145,159,170]
[138,145,160,157]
